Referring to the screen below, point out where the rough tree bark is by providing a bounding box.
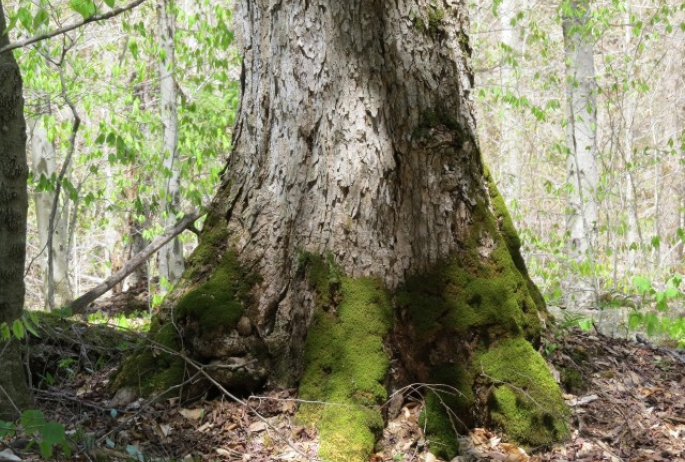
[117,1,568,459]
[563,0,599,309]
[0,1,34,419]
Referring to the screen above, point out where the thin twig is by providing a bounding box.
[146,340,310,460]
[0,0,149,54]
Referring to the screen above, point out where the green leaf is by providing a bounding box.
[21,410,47,433]
[12,319,25,340]
[69,0,97,19]
[632,275,653,295]
[578,318,594,331]
[33,8,49,30]
[0,322,10,340]
[104,0,116,7]
[17,7,33,31]
[39,440,53,458]
[40,421,66,447]
[22,316,40,337]
[0,421,16,439]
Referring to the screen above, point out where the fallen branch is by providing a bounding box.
[69,210,203,314]
[0,0,149,54]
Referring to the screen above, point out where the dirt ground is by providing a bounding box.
[1,310,684,462]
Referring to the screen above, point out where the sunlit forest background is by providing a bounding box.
[6,0,685,342]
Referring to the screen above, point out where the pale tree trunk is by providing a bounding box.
[103,162,124,292]
[118,1,567,459]
[622,11,641,276]
[122,78,154,293]
[497,0,522,202]
[0,1,33,419]
[29,116,73,309]
[156,0,184,290]
[562,0,599,309]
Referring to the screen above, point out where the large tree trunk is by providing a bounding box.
[0,1,33,419]
[117,0,568,459]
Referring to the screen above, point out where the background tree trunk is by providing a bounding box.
[563,0,599,309]
[497,0,523,202]
[29,115,73,309]
[156,0,184,290]
[117,0,567,459]
[0,1,33,419]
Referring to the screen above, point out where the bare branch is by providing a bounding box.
[69,210,203,314]
[0,0,149,54]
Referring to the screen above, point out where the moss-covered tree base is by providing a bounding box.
[113,214,268,396]
[113,181,568,461]
[390,179,568,459]
[297,255,393,462]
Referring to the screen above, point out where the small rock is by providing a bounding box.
[108,387,138,408]
[236,317,252,336]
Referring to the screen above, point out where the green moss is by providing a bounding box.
[560,367,585,394]
[396,220,541,341]
[412,3,446,37]
[175,249,259,334]
[478,338,569,446]
[183,215,229,280]
[297,251,342,309]
[394,176,566,451]
[419,366,474,459]
[421,392,461,460]
[484,168,546,311]
[111,320,185,395]
[114,247,260,396]
[298,256,393,462]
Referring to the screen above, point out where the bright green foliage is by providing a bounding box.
[478,338,569,446]
[0,410,70,459]
[3,0,240,307]
[298,255,393,462]
[627,274,685,347]
[0,312,41,341]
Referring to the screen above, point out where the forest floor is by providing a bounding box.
[1,303,685,462]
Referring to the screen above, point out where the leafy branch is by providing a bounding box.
[0,0,149,54]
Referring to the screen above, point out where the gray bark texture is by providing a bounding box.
[563,0,599,309]
[120,2,568,455]
[0,1,34,419]
[201,0,479,376]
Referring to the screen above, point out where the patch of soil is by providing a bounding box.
[1,322,684,462]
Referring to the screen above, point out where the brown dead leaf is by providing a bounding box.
[179,408,204,421]
[248,421,268,433]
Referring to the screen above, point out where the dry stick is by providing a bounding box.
[34,389,111,412]
[0,0,149,54]
[69,210,203,313]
